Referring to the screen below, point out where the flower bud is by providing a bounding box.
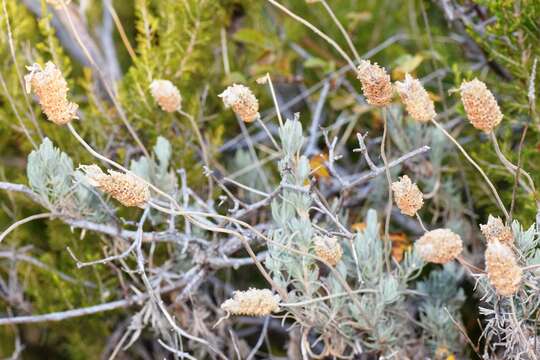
[391,175,424,216]
[485,241,522,296]
[25,62,78,125]
[356,60,393,107]
[314,236,343,266]
[219,84,259,122]
[460,78,503,133]
[480,215,513,246]
[395,74,436,122]
[221,288,280,316]
[80,165,150,208]
[150,80,182,113]
[415,229,463,264]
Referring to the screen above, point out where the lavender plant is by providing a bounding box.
[1,0,540,359]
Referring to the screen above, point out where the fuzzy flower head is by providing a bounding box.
[25,62,78,125]
[395,74,436,122]
[150,80,182,113]
[219,84,259,123]
[415,229,463,264]
[480,215,513,246]
[391,175,424,216]
[485,241,522,296]
[460,78,503,133]
[356,60,393,107]
[314,236,343,266]
[80,165,150,208]
[220,288,280,316]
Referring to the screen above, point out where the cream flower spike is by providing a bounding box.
[80,165,150,208]
[220,288,280,316]
[391,175,424,216]
[415,229,463,264]
[460,78,503,133]
[25,61,78,125]
[219,84,259,123]
[395,74,436,122]
[150,80,182,113]
[356,60,393,107]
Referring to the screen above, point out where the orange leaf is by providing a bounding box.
[310,153,330,180]
[351,222,367,232]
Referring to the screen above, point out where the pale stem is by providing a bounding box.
[256,114,282,152]
[281,288,377,307]
[178,109,211,169]
[0,213,53,244]
[380,110,393,272]
[320,0,361,63]
[264,73,284,128]
[60,1,149,158]
[430,118,509,220]
[267,0,357,70]
[415,213,428,233]
[67,123,181,211]
[489,131,535,194]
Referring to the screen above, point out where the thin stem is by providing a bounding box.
[320,0,361,63]
[415,213,428,233]
[178,109,210,169]
[380,110,392,272]
[489,131,535,195]
[256,115,281,152]
[264,73,284,128]
[282,288,377,307]
[267,0,356,70]
[103,0,136,61]
[67,123,181,211]
[60,1,149,158]
[430,118,509,220]
[0,213,53,244]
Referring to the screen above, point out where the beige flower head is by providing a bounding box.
[391,175,424,216]
[150,80,182,113]
[485,241,522,296]
[314,236,343,266]
[415,229,463,264]
[480,215,513,246]
[80,165,150,208]
[221,288,280,316]
[219,84,259,122]
[25,62,78,125]
[395,74,436,122]
[356,60,393,107]
[460,78,503,133]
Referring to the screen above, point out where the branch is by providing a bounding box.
[341,145,431,191]
[0,279,186,325]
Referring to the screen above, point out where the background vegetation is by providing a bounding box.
[0,0,538,358]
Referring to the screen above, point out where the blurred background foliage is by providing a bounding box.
[0,0,538,357]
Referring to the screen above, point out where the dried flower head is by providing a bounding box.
[460,78,503,133]
[80,165,150,208]
[356,60,393,107]
[485,241,522,296]
[219,84,259,122]
[395,74,436,122]
[391,175,424,216]
[150,80,182,113]
[314,236,343,266]
[25,62,78,125]
[415,229,463,264]
[480,215,513,246]
[220,288,280,316]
